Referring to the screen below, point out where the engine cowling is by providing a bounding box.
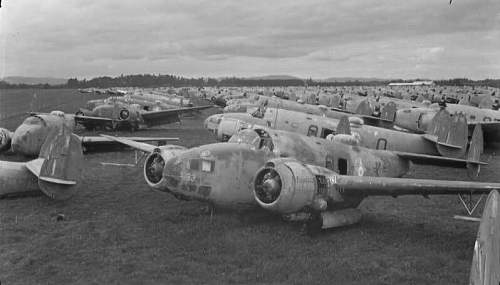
[143,146,187,191]
[253,158,317,214]
[119,108,130,120]
[0,128,12,152]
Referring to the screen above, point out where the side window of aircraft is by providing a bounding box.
[201,160,215,173]
[469,115,476,120]
[376,138,387,150]
[307,125,318,137]
[338,158,348,175]
[325,155,334,170]
[483,116,492,122]
[188,159,200,170]
[321,128,335,139]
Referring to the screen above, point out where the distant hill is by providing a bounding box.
[321,77,390,83]
[1,76,67,85]
[247,75,303,81]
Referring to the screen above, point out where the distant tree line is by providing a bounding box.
[435,78,500,88]
[1,74,499,89]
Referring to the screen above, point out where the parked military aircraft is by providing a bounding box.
[75,102,213,131]
[0,111,178,157]
[101,123,492,231]
[206,107,474,159]
[394,103,500,148]
[0,124,83,200]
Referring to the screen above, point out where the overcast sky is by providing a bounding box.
[1,0,499,79]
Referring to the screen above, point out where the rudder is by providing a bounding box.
[37,125,83,200]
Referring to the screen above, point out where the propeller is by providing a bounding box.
[145,152,165,184]
[254,169,282,203]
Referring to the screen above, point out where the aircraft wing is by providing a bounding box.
[141,105,213,126]
[392,151,486,168]
[99,134,156,153]
[75,115,113,128]
[78,136,179,152]
[337,175,500,197]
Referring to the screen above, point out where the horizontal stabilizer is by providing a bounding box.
[422,134,462,149]
[39,176,77,185]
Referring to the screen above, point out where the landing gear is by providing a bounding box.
[302,212,322,237]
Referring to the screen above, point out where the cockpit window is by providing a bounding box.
[188,159,200,170]
[255,129,274,151]
[201,160,215,172]
[307,125,318,137]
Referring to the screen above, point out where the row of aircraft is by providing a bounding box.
[1,85,499,283]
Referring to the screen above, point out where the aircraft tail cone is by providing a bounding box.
[466,124,484,179]
[32,125,83,200]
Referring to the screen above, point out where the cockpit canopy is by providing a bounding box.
[228,128,274,151]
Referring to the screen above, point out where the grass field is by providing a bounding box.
[1,88,499,284]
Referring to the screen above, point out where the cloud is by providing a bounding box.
[0,0,499,79]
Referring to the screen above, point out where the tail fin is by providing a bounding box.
[354,100,373,116]
[26,125,83,200]
[469,190,500,285]
[336,116,351,135]
[380,101,397,122]
[427,109,468,159]
[466,124,484,179]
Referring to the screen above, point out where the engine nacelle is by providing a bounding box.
[253,158,318,214]
[143,146,187,191]
[0,128,12,152]
[217,118,248,141]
